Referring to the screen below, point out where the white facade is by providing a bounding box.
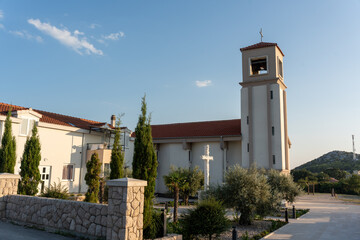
[0,108,134,193]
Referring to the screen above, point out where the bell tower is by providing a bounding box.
[240,42,290,173]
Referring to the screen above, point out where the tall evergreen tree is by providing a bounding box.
[85,153,101,203]
[0,110,16,173]
[110,117,124,179]
[18,124,41,195]
[132,95,158,233]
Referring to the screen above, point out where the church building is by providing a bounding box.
[152,42,291,193]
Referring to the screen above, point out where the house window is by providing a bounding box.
[272,126,275,136]
[104,163,110,178]
[250,56,268,75]
[62,164,74,180]
[273,155,276,165]
[270,91,273,100]
[278,58,283,78]
[247,143,250,152]
[20,119,35,136]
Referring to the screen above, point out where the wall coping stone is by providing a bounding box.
[106,178,147,187]
[0,173,20,179]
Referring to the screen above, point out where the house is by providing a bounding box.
[0,103,134,193]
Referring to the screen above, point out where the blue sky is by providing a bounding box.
[1,0,360,168]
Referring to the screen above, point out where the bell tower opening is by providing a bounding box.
[250,56,268,75]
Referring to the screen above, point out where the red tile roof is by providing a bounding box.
[150,119,241,139]
[240,42,284,56]
[0,102,112,130]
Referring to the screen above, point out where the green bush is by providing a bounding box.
[180,198,230,240]
[40,182,69,199]
[144,208,163,239]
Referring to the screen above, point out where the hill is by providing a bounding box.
[294,150,360,173]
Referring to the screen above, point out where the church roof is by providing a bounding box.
[151,119,241,139]
[240,42,284,56]
[0,102,113,130]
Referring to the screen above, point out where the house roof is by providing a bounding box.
[0,102,113,130]
[150,119,241,139]
[240,42,284,56]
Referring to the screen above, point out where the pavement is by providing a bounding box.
[0,221,76,240]
[264,194,360,240]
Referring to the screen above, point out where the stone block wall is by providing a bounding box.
[0,176,149,240]
[5,195,108,238]
[106,178,147,240]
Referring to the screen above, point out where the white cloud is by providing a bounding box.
[196,80,212,88]
[74,30,84,36]
[28,18,103,55]
[90,23,101,29]
[0,10,3,19]
[103,32,125,40]
[0,24,4,30]
[10,30,43,43]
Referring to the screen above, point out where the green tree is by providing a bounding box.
[0,110,16,173]
[180,167,204,205]
[208,165,278,225]
[110,116,124,179]
[132,95,158,235]
[266,169,302,203]
[180,198,230,240]
[164,166,187,222]
[323,168,347,180]
[291,169,315,182]
[18,124,41,195]
[85,153,101,203]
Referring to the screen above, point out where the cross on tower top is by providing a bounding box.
[259,28,263,42]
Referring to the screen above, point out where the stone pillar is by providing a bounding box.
[0,173,20,218]
[106,178,147,240]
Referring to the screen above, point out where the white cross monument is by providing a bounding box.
[201,145,213,190]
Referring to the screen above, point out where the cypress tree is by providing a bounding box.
[110,117,124,179]
[132,95,158,233]
[18,124,41,195]
[85,153,101,203]
[0,110,16,173]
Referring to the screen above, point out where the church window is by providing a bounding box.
[278,57,283,78]
[250,56,268,76]
[272,126,274,136]
[188,151,191,162]
[247,116,249,125]
[270,91,273,100]
[272,155,276,165]
[62,164,74,180]
[247,143,249,152]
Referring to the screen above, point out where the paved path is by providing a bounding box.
[264,194,360,240]
[0,221,76,240]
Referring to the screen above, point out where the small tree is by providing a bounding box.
[180,198,230,240]
[208,165,278,225]
[132,95,158,235]
[0,110,16,173]
[110,116,124,179]
[180,167,204,205]
[266,169,302,203]
[85,153,101,203]
[164,166,187,222]
[18,124,41,195]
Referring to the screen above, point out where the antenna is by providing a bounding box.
[259,28,263,42]
[353,135,357,160]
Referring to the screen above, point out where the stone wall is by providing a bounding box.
[0,175,149,240]
[0,173,20,197]
[5,195,108,238]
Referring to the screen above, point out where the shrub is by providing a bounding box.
[180,198,230,240]
[208,165,279,225]
[144,208,163,239]
[40,181,69,199]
